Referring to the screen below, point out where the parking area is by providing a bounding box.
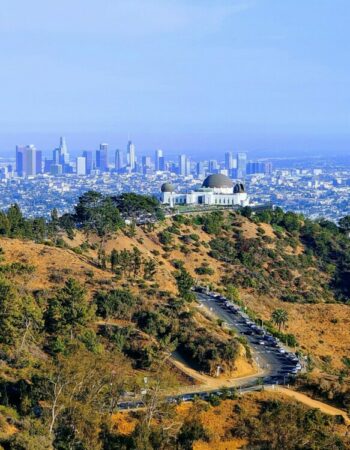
[194,287,302,383]
[117,288,303,410]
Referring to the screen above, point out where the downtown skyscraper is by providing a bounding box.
[127,140,136,171]
[82,150,93,175]
[225,151,234,171]
[115,149,123,172]
[178,154,190,176]
[59,136,69,164]
[155,149,165,171]
[96,143,109,172]
[16,144,40,177]
[237,152,247,179]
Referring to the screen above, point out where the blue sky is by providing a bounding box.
[0,0,349,157]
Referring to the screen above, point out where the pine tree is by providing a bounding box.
[110,249,119,271]
[45,278,95,340]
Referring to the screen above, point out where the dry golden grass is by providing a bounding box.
[0,237,114,294]
[1,212,349,373]
[115,390,349,449]
[111,412,137,435]
[242,292,350,369]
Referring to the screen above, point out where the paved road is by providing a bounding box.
[196,291,299,384]
[117,290,301,410]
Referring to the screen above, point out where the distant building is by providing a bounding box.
[16,146,24,177]
[115,149,123,172]
[50,164,63,175]
[96,143,109,172]
[36,150,42,174]
[76,156,86,175]
[155,149,164,171]
[168,162,177,173]
[82,151,93,174]
[209,159,218,173]
[247,161,272,175]
[196,161,205,177]
[142,155,152,174]
[52,137,70,173]
[158,156,165,171]
[225,152,234,170]
[0,166,9,180]
[178,154,189,176]
[53,148,61,165]
[59,136,69,164]
[237,152,247,179]
[44,159,53,173]
[264,162,273,175]
[127,141,136,171]
[159,174,249,207]
[16,144,38,177]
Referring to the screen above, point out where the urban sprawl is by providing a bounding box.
[0,137,349,222]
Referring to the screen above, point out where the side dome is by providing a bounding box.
[234,183,245,194]
[161,182,174,193]
[202,174,233,189]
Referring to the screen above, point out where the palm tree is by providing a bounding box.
[271,308,288,332]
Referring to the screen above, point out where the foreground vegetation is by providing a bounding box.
[0,192,349,448]
[111,394,350,449]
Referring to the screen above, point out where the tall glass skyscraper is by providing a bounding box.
[16,144,38,177]
[59,136,69,164]
[115,149,123,172]
[82,150,93,174]
[178,154,188,176]
[96,143,109,172]
[237,152,247,179]
[155,149,163,171]
[76,156,86,175]
[225,151,234,170]
[36,150,42,174]
[127,141,136,170]
[16,146,24,177]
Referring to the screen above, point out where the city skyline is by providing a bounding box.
[9,136,274,180]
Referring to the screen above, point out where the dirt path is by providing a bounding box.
[171,355,350,424]
[273,387,350,425]
[170,352,263,394]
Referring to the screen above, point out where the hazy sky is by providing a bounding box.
[0,0,349,157]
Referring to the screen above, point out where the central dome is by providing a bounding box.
[202,174,233,189]
[161,182,174,193]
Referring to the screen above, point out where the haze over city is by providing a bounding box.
[1,0,349,157]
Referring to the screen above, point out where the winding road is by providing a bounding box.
[118,289,302,409]
[117,290,350,424]
[195,290,299,385]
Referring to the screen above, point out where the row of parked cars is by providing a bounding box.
[194,287,302,380]
[117,288,303,410]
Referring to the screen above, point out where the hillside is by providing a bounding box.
[2,211,349,372]
[0,194,349,448]
[112,390,350,449]
[83,208,350,371]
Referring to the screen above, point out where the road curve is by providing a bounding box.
[117,291,350,424]
[195,291,299,384]
[118,290,302,410]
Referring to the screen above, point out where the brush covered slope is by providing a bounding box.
[0,196,249,449]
